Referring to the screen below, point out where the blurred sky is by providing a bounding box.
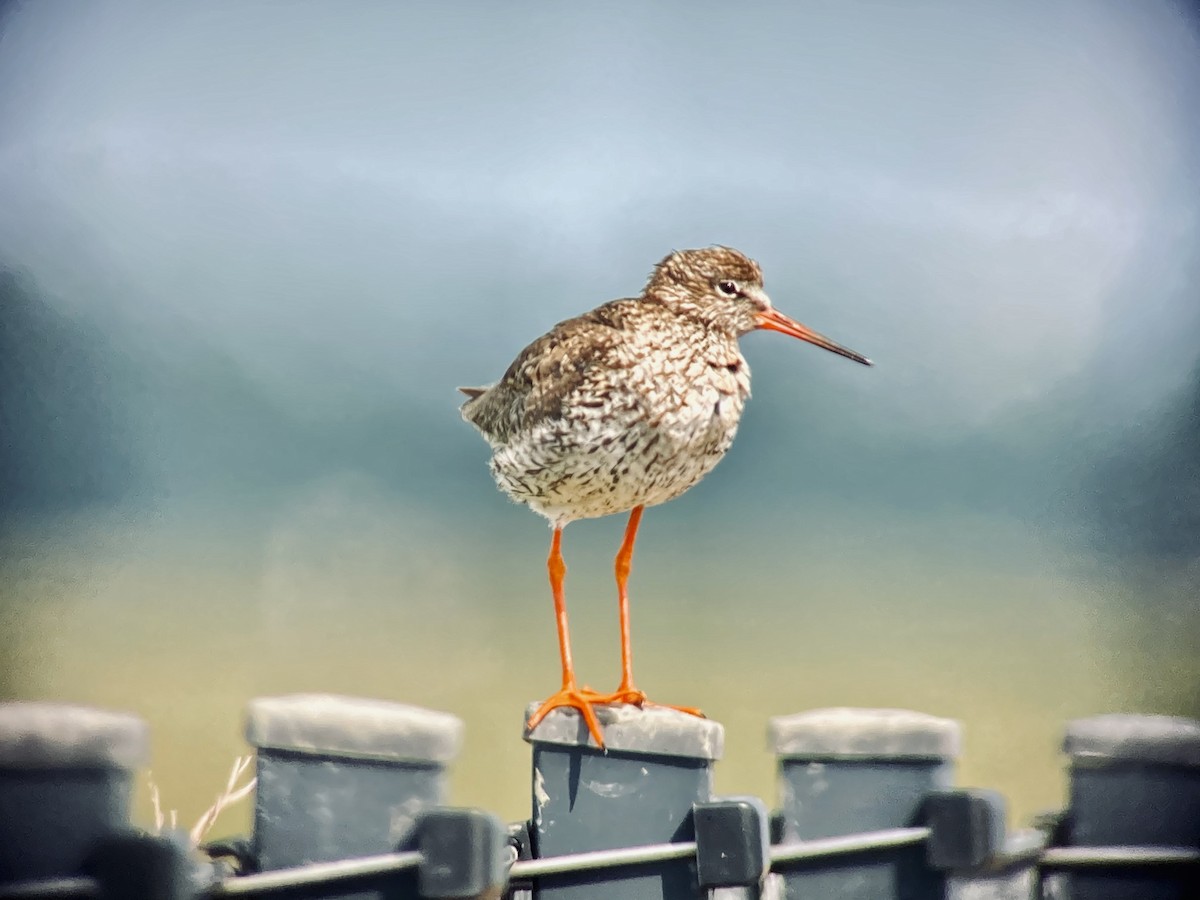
[0,0,1197,827]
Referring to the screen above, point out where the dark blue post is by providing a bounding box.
[525,704,724,900]
[245,693,463,894]
[1059,713,1200,900]
[83,831,195,900]
[0,702,148,884]
[769,707,960,900]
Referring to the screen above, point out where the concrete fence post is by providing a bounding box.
[0,701,149,884]
[768,707,961,900]
[1059,713,1200,900]
[525,704,724,900]
[244,693,464,896]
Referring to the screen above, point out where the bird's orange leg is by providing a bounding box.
[594,506,703,717]
[525,526,607,746]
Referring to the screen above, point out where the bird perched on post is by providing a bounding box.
[460,246,871,747]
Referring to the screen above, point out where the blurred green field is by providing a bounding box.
[3,487,1194,839]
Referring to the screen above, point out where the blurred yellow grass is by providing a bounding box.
[1,495,1195,839]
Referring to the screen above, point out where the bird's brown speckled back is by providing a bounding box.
[461,248,759,526]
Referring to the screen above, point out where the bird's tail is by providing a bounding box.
[457,385,494,422]
[458,384,496,432]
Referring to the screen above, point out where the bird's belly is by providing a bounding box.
[488,386,745,524]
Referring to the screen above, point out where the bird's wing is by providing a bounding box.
[461,299,637,443]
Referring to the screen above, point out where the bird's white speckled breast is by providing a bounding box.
[487,334,751,526]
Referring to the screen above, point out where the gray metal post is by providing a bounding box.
[768,707,961,900]
[1058,713,1200,900]
[83,831,195,900]
[0,702,149,883]
[525,703,724,900]
[245,693,463,895]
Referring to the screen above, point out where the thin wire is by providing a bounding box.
[511,842,696,878]
[213,850,422,896]
[769,827,932,864]
[1039,846,1200,868]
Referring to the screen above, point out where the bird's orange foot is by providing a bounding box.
[648,700,700,724]
[590,684,705,718]
[526,684,606,746]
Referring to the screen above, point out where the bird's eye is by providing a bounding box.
[717,280,739,296]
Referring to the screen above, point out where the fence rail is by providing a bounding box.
[1,697,1196,900]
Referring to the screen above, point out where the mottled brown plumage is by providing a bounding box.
[460,246,870,746]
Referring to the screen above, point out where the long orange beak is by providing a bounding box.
[756,308,873,366]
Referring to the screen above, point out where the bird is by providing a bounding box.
[460,246,871,747]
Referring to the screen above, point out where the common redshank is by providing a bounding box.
[460,247,871,746]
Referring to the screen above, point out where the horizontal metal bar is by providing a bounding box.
[510,826,934,882]
[6,834,1193,899]
[213,850,422,896]
[0,876,97,899]
[1040,846,1200,868]
[510,842,698,878]
[770,827,932,864]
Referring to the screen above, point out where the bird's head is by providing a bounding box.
[646,246,872,365]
